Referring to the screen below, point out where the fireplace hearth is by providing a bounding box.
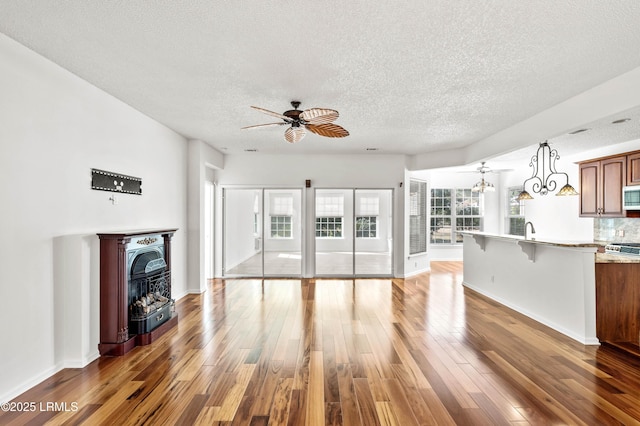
[98,229,178,356]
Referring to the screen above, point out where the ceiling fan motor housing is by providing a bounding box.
[283,109,303,121]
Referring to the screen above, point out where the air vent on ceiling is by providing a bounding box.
[612,118,631,124]
[568,128,590,135]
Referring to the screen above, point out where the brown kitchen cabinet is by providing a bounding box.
[628,152,640,186]
[596,262,640,348]
[579,156,626,217]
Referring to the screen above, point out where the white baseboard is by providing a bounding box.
[402,267,431,278]
[0,363,64,404]
[63,351,100,369]
[463,281,600,346]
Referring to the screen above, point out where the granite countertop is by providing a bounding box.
[461,231,640,263]
[595,253,640,264]
[459,231,604,248]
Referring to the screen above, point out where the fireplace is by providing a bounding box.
[127,238,173,335]
[97,229,178,356]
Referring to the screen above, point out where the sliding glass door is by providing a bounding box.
[223,188,263,277]
[315,188,393,277]
[315,189,354,275]
[223,188,302,277]
[263,189,302,276]
[355,189,393,276]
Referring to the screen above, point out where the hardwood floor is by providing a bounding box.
[3,261,640,425]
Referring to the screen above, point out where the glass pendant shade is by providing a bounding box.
[519,141,580,199]
[556,183,579,196]
[517,190,534,201]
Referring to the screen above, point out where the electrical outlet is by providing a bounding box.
[618,229,625,237]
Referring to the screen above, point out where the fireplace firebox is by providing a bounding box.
[98,229,178,356]
[127,239,173,334]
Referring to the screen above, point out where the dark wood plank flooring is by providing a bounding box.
[2,261,640,425]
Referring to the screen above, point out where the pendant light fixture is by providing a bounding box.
[517,141,579,200]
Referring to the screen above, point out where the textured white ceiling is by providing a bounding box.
[2,1,640,159]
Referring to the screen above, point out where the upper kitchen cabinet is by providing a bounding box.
[628,152,640,186]
[579,156,626,217]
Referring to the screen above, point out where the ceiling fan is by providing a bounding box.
[242,101,349,143]
[471,162,496,193]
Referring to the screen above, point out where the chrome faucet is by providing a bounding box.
[525,221,536,240]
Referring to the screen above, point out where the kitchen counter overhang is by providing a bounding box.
[461,231,603,264]
[460,231,599,345]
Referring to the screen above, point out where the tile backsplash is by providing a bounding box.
[595,218,640,242]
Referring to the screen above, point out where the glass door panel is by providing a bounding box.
[355,189,393,276]
[315,189,354,276]
[223,188,263,277]
[263,189,302,276]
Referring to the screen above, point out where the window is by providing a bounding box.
[316,217,343,237]
[356,216,377,238]
[316,194,344,238]
[507,186,525,236]
[270,216,292,238]
[430,188,452,243]
[269,194,294,238]
[430,188,482,244]
[356,195,379,239]
[409,180,427,254]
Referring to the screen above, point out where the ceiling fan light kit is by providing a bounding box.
[242,101,349,143]
[471,162,496,193]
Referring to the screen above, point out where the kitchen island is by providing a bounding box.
[461,231,602,345]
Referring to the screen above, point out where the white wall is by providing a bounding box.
[0,34,189,402]
[187,140,224,293]
[213,154,407,277]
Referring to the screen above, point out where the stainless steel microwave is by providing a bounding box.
[623,186,640,210]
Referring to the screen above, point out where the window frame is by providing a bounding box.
[506,186,526,236]
[430,187,483,244]
[315,216,343,238]
[269,215,293,239]
[355,215,378,238]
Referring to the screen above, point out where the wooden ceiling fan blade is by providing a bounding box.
[284,126,306,143]
[300,108,339,124]
[306,123,349,138]
[241,122,286,130]
[250,106,292,122]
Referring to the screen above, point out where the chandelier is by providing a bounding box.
[517,141,579,200]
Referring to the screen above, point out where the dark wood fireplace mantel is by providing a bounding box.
[97,228,178,356]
